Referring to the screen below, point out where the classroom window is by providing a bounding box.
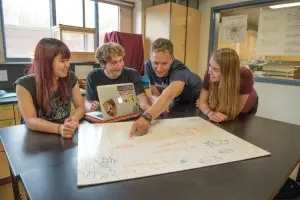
[56,0,83,27]
[1,0,127,60]
[2,0,51,58]
[217,2,300,81]
[55,0,95,52]
[62,33,85,52]
[98,2,119,45]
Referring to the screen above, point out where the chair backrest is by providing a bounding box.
[248,96,259,115]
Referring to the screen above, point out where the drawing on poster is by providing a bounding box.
[220,15,248,43]
[77,117,270,186]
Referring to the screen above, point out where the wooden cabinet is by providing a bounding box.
[0,119,15,128]
[0,104,14,121]
[14,103,21,125]
[280,56,300,61]
[0,101,78,128]
[0,142,10,181]
[185,7,201,74]
[0,103,17,181]
[0,104,21,128]
[51,24,96,62]
[119,7,133,33]
[170,3,187,63]
[0,104,17,128]
[145,3,201,74]
[144,3,170,59]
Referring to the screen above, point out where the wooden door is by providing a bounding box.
[145,3,171,60]
[170,3,187,63]
[185,7,201,74]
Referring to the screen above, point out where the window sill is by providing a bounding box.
[255,76,300,86]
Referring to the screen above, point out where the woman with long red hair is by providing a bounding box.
[14,38,85,138]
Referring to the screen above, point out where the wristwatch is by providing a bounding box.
[141,112,152,124]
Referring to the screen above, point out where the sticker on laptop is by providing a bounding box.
[117,85,134,95]
[129,95,137,104]
[103,99,117,117]
[117,85,137,105]
[133,105,139,113]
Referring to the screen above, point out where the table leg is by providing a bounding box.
[297,165,300,183]
[9,166,21,200]
[25,190,30,200]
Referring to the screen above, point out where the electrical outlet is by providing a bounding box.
[0,70,8,81]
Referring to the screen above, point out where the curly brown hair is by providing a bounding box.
[95,42,125,66]
[150,38,174,56]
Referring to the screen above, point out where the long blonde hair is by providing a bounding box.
[208,48,240,120]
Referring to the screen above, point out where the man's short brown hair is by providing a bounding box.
[95,42,125,66]
[150,38,174,56]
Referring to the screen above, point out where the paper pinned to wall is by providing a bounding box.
[219,15,248,44]
[256,7,300,56]
[77,117,271,187]
[0,70,8,81]
[75,65,94,79]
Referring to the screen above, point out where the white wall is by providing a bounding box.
[136,0,154,36]
[119,7,133,33]
[254,82,300,125]
[198,0,249,78]
[133,0,142,34]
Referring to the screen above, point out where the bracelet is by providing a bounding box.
[206,110,211,116]
[57,124,62,134]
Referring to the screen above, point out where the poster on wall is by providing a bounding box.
[256,7,300,56]
[219,14,248,44]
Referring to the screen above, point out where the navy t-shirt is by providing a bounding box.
[145,59,202,103]
[86,67,145,101]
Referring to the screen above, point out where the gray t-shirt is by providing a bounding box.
[14,71,78,124]
[85,67,145,101]
[145,59,202,103]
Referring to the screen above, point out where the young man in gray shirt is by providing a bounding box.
[85,42,152,112]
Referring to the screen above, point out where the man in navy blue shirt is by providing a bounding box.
[130,38,202,136]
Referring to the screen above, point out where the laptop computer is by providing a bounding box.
[86,83,140,121]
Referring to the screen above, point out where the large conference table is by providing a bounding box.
[0,104,299,200]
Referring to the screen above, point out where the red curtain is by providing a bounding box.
[104,31,144,75]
